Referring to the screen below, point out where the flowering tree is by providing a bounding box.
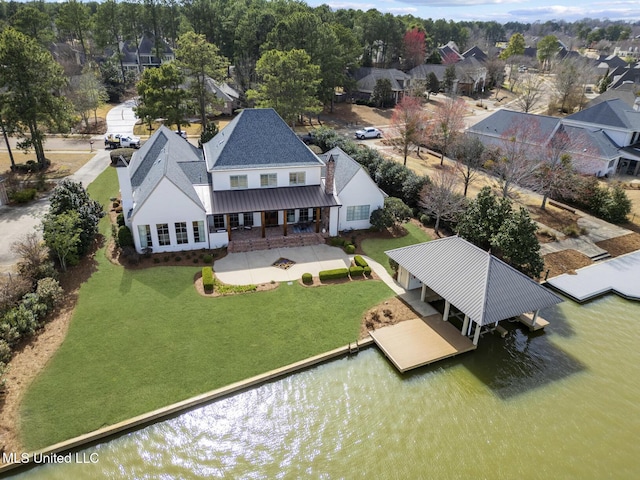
[390,96,427,166]
[403,28,426,70]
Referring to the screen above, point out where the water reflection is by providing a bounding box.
[13,296,640,479]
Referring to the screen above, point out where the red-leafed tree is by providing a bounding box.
[390,95,427,166]
[403,28,426,70]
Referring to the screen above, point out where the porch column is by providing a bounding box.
[261,211,266,238]
[461,314,469,336]
[283,211,288,236]
[531,310,539,328]
[226,214,231,238]
[443,300,451,322]
[420,284,427,302]
[315,208,321,233]
[634,161,640,176]
[473,322,482,345]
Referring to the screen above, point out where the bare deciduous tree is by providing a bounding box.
[486,117,544,198]
[389,96,427,166]
[418,169,466,236]
[450,134,485,196]
[514,73,544,113]
[431,96,466,166]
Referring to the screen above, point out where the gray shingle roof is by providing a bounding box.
[203,109,324,170]
[565,99,640,130]
[128,126,205,217]
[319,147,362,195]
[467,109,560,144]
[210,185,339,214]
[386,237,562,326]
[354,67,411,93]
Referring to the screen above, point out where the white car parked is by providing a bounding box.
[355,127,382,139]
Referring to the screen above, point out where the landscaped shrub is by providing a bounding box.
[329,237,346,247]
[354,255,368,268]
[389,258,399,273]
[302,273,313,284]
[174,256,182,262]
[349,266,364,277]
[363,266,372,276]
[203,254,213,264]
[193,258,198,263]
[117,225,134,247]
[319,268,349,281]
[344,244,356,254]
[9,188,37,204]
[116,213,125,227]
[202,266,214,292]
[35,278,63,310]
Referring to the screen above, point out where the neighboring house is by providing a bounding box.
[204,77,240,115]
[613,44,640,61]
[608,63,640,90]
[467,98,640,177]
[352,67,411,103]
[462,46,488,63]
[116,33,175,73]
[116,109,386,253]
[319,147,386,231]
[586,83,639,109]
[410,56,487,96]
[438,41,464,64]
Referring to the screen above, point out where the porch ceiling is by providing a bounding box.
[211,185,340,214]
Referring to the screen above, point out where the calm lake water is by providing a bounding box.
[12,295,640,479]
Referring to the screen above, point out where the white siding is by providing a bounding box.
[337,169,385,231]
[211,165,322,191]
[130,178,207,253]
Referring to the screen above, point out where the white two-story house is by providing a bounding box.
[116,109,386,253]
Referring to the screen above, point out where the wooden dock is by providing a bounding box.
[369,316,476,373]
[517,312,549,331]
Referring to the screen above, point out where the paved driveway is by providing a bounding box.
[0,197,49,273]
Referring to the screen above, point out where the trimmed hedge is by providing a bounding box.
[301,273,313,285]
[116,213,125,227]
[203,254,213,264]
[349,266,364,277]
[329,237,347,247]
[354,255,368,268]
[344,244,355,254]
[202,266,214,291]
[319,268,349,282]
[363,266,372,276]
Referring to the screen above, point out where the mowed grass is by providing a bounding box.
[20,168,393,450]
[361,223,432,274]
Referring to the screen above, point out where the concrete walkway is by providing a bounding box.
[214,244,407,296]
[539,211,632,258]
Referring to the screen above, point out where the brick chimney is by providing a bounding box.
[325,154,335,195]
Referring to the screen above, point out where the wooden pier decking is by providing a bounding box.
[517,312,549,331]
[369,316,477,373]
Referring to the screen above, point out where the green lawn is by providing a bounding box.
[20,168,393,449]
[361,223,432,274]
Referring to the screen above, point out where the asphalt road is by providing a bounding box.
[0,101,138,274]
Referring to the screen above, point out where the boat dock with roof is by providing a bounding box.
[370,237,563,373]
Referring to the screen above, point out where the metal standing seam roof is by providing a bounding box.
[202,109,324,171]
[385,237,563,326]
[210,185,340,215]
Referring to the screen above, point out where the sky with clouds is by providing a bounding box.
[306,0,640,23]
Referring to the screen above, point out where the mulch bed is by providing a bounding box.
[595,232,640,257]
[193,271,278,297]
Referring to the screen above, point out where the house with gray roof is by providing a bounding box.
[410,56,486,96]
[467,99,640,177]
[386,237,562,345]
[352,67,411,103]
[117,109,385,253]
[319,147,386,231]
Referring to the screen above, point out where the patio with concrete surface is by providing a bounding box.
[214,244,353,285]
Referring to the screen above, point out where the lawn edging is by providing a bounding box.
[1,337,374,476]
